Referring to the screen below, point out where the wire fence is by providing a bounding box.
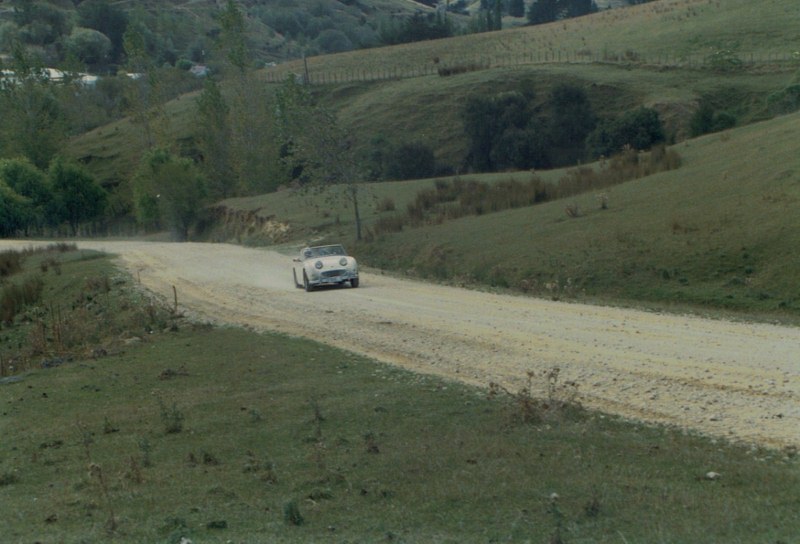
[262,50,800,85]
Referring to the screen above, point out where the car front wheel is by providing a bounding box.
[303,271,313,292]
[351,278,359,288]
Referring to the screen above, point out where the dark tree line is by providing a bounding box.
[380,12,454,45]
[0,157,106,236]
[462,83,665,172]
[527,0,598,25]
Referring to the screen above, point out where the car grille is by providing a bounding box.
[322,269,346,278]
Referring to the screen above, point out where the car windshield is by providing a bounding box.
[303,245,346,259]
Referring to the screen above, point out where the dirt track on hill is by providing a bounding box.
[4,240,798,450]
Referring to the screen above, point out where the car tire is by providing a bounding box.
[303,271,313,292]
[292,269,302,288]
[351,278,359,288]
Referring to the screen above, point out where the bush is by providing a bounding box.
[1,275,44,324]
[586,107,665,159]
[384,142,437,180]
[690,102,737,137]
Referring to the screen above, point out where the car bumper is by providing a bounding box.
[309,270,358,286]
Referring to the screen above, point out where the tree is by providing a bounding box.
[65,27,112,67]
[527,0,560,25]
[77,0,129,65]
[384,142,437,180]
[0,45,67,169]
[0,181,33,237]
[47,158,107,234]
[195,78,235,199]
[548,84,596,164]
[0,157,50,233]
[276,78,367,241]
[586,107,665,158]
[132,149,207,240]
[509,0,527,18]
[213,1,286,195]
[463,90,543,171]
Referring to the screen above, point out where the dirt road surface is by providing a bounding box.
[5,240,798,449]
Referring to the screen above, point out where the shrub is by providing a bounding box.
[0,250,23,278]
[384,142,437,180]
[0,275,44,324]
[586,107,665,159]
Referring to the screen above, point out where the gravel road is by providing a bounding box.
[5,240,798,449]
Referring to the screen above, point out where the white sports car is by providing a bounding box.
[292,244,359,291]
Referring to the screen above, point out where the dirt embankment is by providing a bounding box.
[3,240,798,451]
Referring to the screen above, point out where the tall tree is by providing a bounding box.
[131,149,207,240]
[214,0,285,195]
[195,78,235,199]
[276,78,367,241]
[0,46,67,169]
[0,181,32,237]
[77,0,129,65]
[0,157,50,233]
[527,0,560,25]
[47,158,107,235]
[548,84,596,164]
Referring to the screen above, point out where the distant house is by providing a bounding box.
[189,64,209,77]
[0,67,97,87]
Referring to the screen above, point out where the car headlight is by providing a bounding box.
[339,257,348,266]
[315,260,323,269]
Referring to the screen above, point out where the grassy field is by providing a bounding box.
[268,0,800,80]
[1,248,799,543]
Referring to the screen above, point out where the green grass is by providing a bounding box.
[1,251,799,543]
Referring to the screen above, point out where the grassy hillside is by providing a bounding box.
[267,0,800,80]
[69,0,800,187]
[210,111,800,321]
[1,248,798,542]
[64,0,800,321]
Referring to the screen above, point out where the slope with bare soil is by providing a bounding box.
[3,240,797,450]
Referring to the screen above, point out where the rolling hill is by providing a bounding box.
[64,0,800,317]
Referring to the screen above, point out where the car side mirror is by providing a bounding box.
[293,258,301,263]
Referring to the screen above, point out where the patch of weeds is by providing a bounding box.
[0,470,20,486]
[125,456,144,484]
[584,487,601,518]
[308,488,334,501]
[77,421,117,533]
[138,437,153,468]
[488,367,581,424]
[103,417,119,434]
[248,408,262,422]
[547,494,566,544]
[202,451,220,466]
[158,366,189,380]
[364,431,380,454]
[243,451,278,483]
[283,500,304,526]
[158,398,185,434]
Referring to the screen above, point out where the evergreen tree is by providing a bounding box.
[527,0,560,25]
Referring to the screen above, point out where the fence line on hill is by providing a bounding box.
[261,50,800,85]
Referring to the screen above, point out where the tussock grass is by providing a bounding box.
[0,252,798,542]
